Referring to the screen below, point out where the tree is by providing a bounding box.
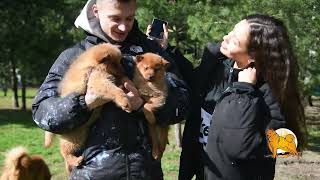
[0,0,84,109]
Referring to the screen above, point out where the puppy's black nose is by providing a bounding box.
[147,76,155,81]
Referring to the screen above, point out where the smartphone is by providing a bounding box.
[149,18,168,39]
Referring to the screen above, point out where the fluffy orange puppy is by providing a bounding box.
[0,147,51,180]
[44,43,131,174]
[133,53,169,160]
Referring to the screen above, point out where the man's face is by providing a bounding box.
[93,0,136,42]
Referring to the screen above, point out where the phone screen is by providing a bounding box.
[149,18,168,39]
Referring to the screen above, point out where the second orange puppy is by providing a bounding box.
[133,53,169,160]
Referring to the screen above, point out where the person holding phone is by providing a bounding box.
[146,19,169,49]
[149,19,168,39]
[32,0,189,179]
[178,14,305,180]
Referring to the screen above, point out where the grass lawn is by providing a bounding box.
[0,88,181,180]
[1,88,319,179]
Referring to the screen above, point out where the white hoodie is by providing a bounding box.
[74,0,109,42]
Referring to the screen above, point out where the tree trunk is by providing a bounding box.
[3,85,7,96]
[174,123,182,148]
[21,74,26,111]
[307,95,313,106]
[173,34,182,148]
[302,94,313,107]
[9,58,19,108]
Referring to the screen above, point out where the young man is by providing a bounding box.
[32,0,189,179]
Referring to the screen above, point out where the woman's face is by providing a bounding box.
[220,20,251,67]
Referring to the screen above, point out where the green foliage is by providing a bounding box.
[0,0,319,94]
[137,0,320,95]
[0,0,84,86]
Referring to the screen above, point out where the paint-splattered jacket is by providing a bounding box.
[32,22,189,180]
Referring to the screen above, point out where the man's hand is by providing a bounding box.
[146,24,169,49]
[85,72,144,111]
[123,82,144,111]
[238,67,257,84]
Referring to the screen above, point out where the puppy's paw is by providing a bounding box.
[75,156,83,166]
[85,93,99,105]
[85,93,107,110]
[116,96,132,113]
[152,145,161,160]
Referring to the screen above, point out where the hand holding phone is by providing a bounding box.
[149,18,168,39]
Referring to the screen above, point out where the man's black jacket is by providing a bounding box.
[178,43,286,180]
[32,21,189,180]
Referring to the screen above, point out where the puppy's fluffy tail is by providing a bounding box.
[44,131,55,148]
[3,147,31,171]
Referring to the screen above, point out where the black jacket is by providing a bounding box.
[32,21,189,180]
[178,43,285,180]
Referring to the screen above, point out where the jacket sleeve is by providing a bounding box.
[32,47,91,134]
[195,42,224,74]
[194,42,226,94]
[165,46,194,88]
[208,82,285,160]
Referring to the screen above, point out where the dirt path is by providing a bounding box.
[274,97,320,180]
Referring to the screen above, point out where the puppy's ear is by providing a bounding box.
[161,58,170,69]
[99,54,111,63]
[135,55,144,63]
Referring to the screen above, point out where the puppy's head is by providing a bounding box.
[2,147,32,180]
[135,53,169,82]
[92,43,124,77]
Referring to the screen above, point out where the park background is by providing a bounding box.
[0,0,319,179]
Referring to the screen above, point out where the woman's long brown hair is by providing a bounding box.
[245,14,307,149]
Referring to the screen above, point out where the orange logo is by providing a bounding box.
[266,128,299,158]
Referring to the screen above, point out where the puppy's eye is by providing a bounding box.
[144,66,148,70]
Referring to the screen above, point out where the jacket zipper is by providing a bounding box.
[228,67,234,83]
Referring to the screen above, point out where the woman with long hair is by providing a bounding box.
[179,14,306,180]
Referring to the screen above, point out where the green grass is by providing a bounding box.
[307,127,320,152]
[2,88,319,179]
[0,88,67,179]
[0,88,38,109]
[0,109,67,179]
[0,88,181,179]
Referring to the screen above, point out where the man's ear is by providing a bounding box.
[161,58,170,69]
[92,4,99,18]
[135,55,144,63]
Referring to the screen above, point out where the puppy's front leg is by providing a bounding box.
[143,103,157,125]
[59,139,83,175]
[148,124,161,160]
[158,126,169,155]
[111,86,132,112]
[143,103,162,159]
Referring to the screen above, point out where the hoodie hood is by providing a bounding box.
[74,0,110,42]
